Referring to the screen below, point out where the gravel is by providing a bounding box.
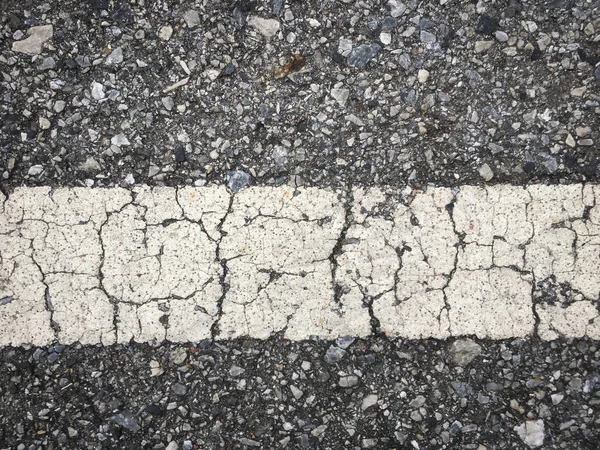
[1,0,599,191]
[0,337,598,449]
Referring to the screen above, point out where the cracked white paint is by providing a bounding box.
[1,184,599,346]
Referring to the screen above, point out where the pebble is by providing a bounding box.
[91,82,105,100]
[53,100,66,113]
[247,16,280,38]
[330,88,350,107]
[111,134,130,147]
[171,383,187,395]
[39,57,56,71]
[565,134,576,148]
[420,30,436,43]
[227,170,250,193]
[324,345,346,364]
[166,441,178,450]
[339,375,359,387]
[183,10,201,28]
[347,43,382,68]
[229,365,245,376]
[514,420,545,448]
[361,394,378,410]
[105,47,124,66]
[174,145,186,163]
[39,117,51,130]
[159,26,173,41]
[478,163,494,181]
[474,41,494,53]
[417,69,430,83]
[110,412,140,432]
[11,25,53,55]
[494,31,509,42]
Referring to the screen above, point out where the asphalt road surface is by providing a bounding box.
[1,1,599,449]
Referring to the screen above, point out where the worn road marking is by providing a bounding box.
[1,184,599,346]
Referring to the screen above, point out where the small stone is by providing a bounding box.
[110,412,140,432]
[111,134,130,147]
[361,394,378,410]
[595,65,600,81]
[124,174,135,185]
[418,69,429,83]
[47,352,59,364]
[578,139,593,146]
[330,88,350,107]
[54,100,66,113]
[227,171,251,193]
[174,145,186,163]
[389,0,406,17]
[159,25,173,41]
[338,38,353,57]
[12,25,53,55]
[475,40,494,53]
[540,154,557,173]
[503,47,517,56]
[28,165,44,176]
[161,96,175,111]
[336,336,355,349]
[515,420,545,448]
[39,117,51,130]
[166,442,178,450]
[494,31,509,42]
[347,43,382,68]
[290,385,303,400]
[339,375,359,387]
[380,32,392,46]
[324,345,346,364]
[362,438,378,448]
[479,163,494,181]
[183,10,201,28]
[409,395,426,407]
[450,339,482,366]
[230,365,245,376]
[565,134,576,148]
[247,16,280,38]
[105,47,123,66]
[272,146,288,166]
[420,30,436,43]
[91,82,105,100]
[476,15,500,35]
[575,126,591,137]
[79,157,101,172]
[571,86,586,97]
[39,57,56,70]
[171,382,187,395]
[551,393,564,405]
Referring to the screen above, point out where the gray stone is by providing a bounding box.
[450,339,482,366]
[171,382,187,395]
[324,345,346,364]
[39,57,56,71]
[110,412,140,432]
[184,10,201,28]
[347,43,382,68]
[105,47,123,66]
[28,165,44,176]
[361,394,378,410]
[230,365,245,376]
[227,171,251,193]
[478,163,494,181]
[336,336,355,349]
[339,375,359,387]
[420,30,436,43]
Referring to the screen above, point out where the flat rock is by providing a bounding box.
[12,25,53,55]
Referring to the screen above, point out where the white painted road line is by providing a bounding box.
[1,184,599,346]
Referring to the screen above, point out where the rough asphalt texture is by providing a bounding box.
[0,0,599,192]
[1,0,600,449]
[1,338,599,450]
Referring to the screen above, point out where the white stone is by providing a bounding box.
[330,88,350,107]
[247,16,280,38]
[478,163,493,181]
[183,10,201,28]
[515,420,544,448]
[39,117,51,130]
[91,82,105,100]
[418,69,429,83]
[105,47,123,66]
[11,25,53,55]
[111,134,130,147]
[159,25,173,41]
